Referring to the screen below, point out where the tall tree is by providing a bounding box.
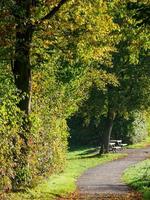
[0,0,119,189]
[99,0,150,153]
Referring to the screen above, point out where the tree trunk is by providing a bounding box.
[13,25,33,114]
[100,109,116,154]
[11,19,34,189]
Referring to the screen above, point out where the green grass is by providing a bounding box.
[128,135,150,149]
[123,159,150,200]
[7,147,126,200]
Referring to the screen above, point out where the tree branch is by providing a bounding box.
[40,0,68,22]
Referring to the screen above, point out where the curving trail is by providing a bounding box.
[75,147,150,199]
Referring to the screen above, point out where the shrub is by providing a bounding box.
[0,63,69,191]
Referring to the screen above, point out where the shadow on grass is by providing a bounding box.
[128,179,150,190]
[68,152,104,160]
[127,179,150,200]
[68,145,98,152]
[78,148,100,156]
[78,153,102,159]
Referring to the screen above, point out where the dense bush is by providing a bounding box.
[0,97,69,191]
[0,63,69,191]
[0,63,24,190]
[0,59,91,191]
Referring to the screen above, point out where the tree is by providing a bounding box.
[0,0,70,190]
[99,0,150,153]
[0,0,120,189]
[72,0,150,154]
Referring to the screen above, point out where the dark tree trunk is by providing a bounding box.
[12,1,34,112]
[11,1,34,188]
[100,109,116,154]
[13,24,33,115]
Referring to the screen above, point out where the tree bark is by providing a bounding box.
[100,109,116,154]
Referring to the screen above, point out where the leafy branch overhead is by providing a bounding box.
[127,1,150,26]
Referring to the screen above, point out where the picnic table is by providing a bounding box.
[109,140,127,152]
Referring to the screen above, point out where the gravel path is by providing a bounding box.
[77,147,150,195]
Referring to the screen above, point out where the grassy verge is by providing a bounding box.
[128,135,150,149]
[6,147,126,200]
[123,159,150,200]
